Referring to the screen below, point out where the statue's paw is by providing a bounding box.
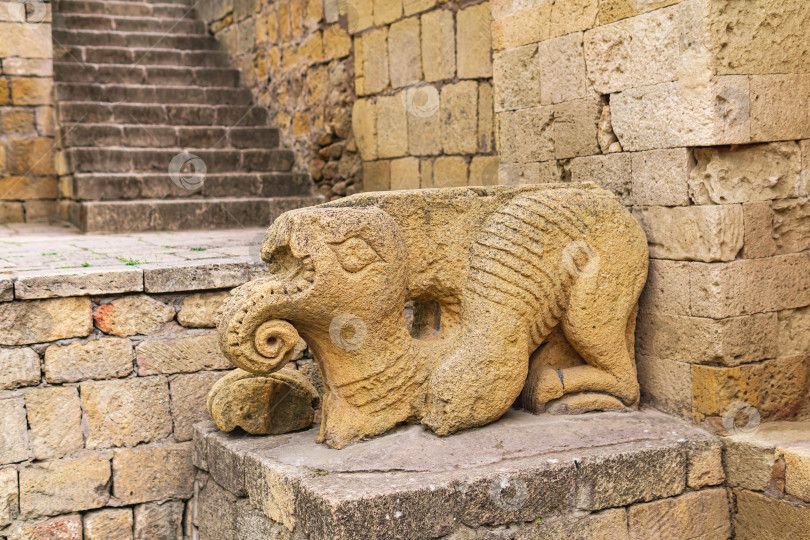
[207,366,319,435]
[545,392,631,415]
[520,366,564,413]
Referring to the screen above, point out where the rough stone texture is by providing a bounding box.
[0,347,40,389]
[44,337,133,383]
[441,81,478,155]
[207,367,317,437]
[81,377,173,449]
[178,291,230,328]
[724,421,810,491]
[639,259,691,316]
[781,444,810,501]
[742,201,779,259]
[432,156,468,188]
[357,28,388,95]
[611,77,751,152]
[352,98,377,161]
[636,355,692,417]
[554,98,601,159]
[143,259,264,294]
[686,440,725,489]
[390,157,421,190]
[235,497,289,539]
[491,3,550,51]
[734,489,810,540]
[569,153,631,203]
[0,396,29,464]
[25,387,83,460]
[0,467,17,527]
[771,198,810,255]
[198,476,239,540]
[388,17,421,88]
[0,278,12,302]
[216,186,647,448]
[133,500,184,540]
[517,508,628,539]
[13,267,143,299]
[692,356,808,421]
[632,205,743,262]
[493,44,539,111]
[5,514,83,540]
[169,371,227,442]
[376,94,408,159]
[627,488,730,540]
[497,107,554,163]
[635,311,778,366]
[630,148,690,206]
[136,332,232,375]
[83,508,134,540]
[0,297,92,346]
[196,410,714,538]
[456,3,492,80]
[690,142,801,204]
[706,0,810,76]
[688,254,810,318]
[421,9,455,82]
[19,454,111,518]
[584,4,681,95]
[93,295,176,337]
[779,306,810,357]
[113,443,194,505]
[538,32,587,105]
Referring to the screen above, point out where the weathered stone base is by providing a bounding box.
[192,409,736,539]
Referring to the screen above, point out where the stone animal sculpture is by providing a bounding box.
[213,184,649,449]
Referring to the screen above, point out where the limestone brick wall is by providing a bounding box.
[349,0,499,191]
[491,0,810,425]
[0,1,57,224]
[195,0,361,200]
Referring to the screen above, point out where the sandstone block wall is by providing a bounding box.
[0,1,57,224]
[491,0,810,426]
[350,0,498,191]
[195,0,362,200]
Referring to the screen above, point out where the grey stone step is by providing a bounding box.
[65,147,295,174]
[53,13,205,34]
[60,124,280,149]
[58,103,268,126]
[55,0,193,18]
[55,46,228,68]
[52,28,213,49]
[70,172,314,200]
[53,62,241,86]
[68,197,322,233]
[55,83,252,105]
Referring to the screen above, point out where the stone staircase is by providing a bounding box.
[52,0,318,233]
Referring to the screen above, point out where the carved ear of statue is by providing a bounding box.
[329,236,383,273]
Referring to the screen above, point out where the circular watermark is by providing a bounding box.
[796,169,809,203]
[169,152,206,191]
[489,475,527,511]
[402,83,440,118]
[11,0,47,24]
[722,401,761,435]
[561,241,600,279]
[329,313,367,351]
[336,0,361,34]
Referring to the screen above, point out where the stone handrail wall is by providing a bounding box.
[491,0,810,426]
[0,1,57,224]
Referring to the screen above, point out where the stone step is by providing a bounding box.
[68,197,322,233]
[53,13,205,34]
[53,28,214,49]
[58,103,268,126]
[61,124,280,149]
[71,172,314,201]
[55,0,193,18]
[55,83,252,105]
[65,147,295,174]
[53,62,241,86]
[55,46,228,68]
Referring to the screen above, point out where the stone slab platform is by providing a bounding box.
[193,409,725,539]
[0,223,267,299]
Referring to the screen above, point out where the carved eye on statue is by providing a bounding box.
[329,237,382,273]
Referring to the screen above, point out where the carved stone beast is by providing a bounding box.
[215,184,649,448]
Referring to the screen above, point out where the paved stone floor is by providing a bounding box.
[0,223,266,274]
